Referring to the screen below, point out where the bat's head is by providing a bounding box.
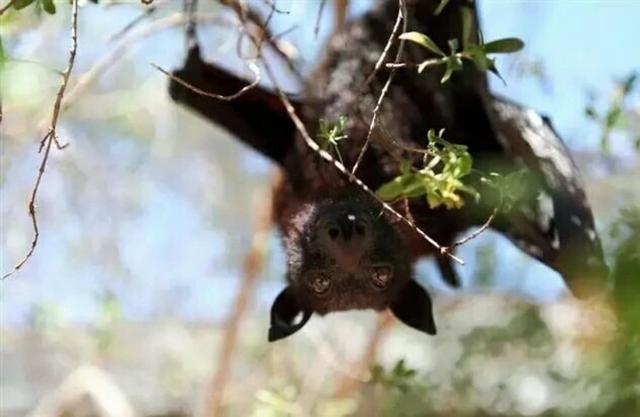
[268,194,436,342]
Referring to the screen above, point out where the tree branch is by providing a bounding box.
[2,0,79,280]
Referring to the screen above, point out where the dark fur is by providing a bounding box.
[169,0,608,341]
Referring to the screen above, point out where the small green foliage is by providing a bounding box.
[585,72,638,153]
[12,0,36,10]
[400,29,524,83]
[482,38,525,54]
[370,359,417,393]
[399,32,445,57]
[252,385,301,417]
[12,0,56,14]
[480,169,530,212]
[0,36,6,67]
[95,291,123,354]
[317,116,348,164]
[41,0,56,15]
[376,129,479,209]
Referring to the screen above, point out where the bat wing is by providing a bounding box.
[487,96,609,297]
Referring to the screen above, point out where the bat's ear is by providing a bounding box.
[269,286,312,342]
[390,280,437,335]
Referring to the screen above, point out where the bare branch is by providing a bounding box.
[59,13,231,119]
[108,5,157,42]
[446,207,498,252]
[2,0,79,280]
[201,175,277,417]
[314,0,327,37]
[0,0,17,16]
[351,0,407,177]
[151,60,261,101]
[184,0,198,49]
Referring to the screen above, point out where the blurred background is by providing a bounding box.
[1,1,639,416]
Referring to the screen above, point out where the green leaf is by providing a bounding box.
[605,106,622,129]
[13,0,36,10]
[377,178,406,201]
[399,32,446,57]
[42,0,56,14]
[482,38,525,54]
[467,46,489,71]
[441,57,462,84]
[621,72,637,95]
[0,36,5,66]
[487,58,506,85]
[456,153,473,177]
[403,175,428,198]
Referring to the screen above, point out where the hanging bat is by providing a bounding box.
[168,0,608,341]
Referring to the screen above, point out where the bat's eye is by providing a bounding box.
[371,264,393,289]
[307,272,331,295]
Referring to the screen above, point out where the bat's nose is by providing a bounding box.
[326,213,367,244]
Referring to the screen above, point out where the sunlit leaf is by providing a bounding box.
[399,32,446,57]
[441,57,462,84]
[42,0,56,14]
[13,0,36,10]
[482,37,525,54]
[377,178,405,201]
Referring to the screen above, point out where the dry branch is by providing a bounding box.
[0,0,17,16]
[351,0,407,177]
[2,0,79,280]
[152,61,261,101]
[201,175,277,417]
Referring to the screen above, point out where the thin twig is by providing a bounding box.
[233,0,304,84]
[58,13,230,120]
[446,207,498,251]
[351,0,407,177]
[386,58,442,70]
[183,0,198,49]
[108,5,157,42]
[314,0,327,37]
[151,61,261,101]
[0,0,17,16]
[2,0,79,280]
